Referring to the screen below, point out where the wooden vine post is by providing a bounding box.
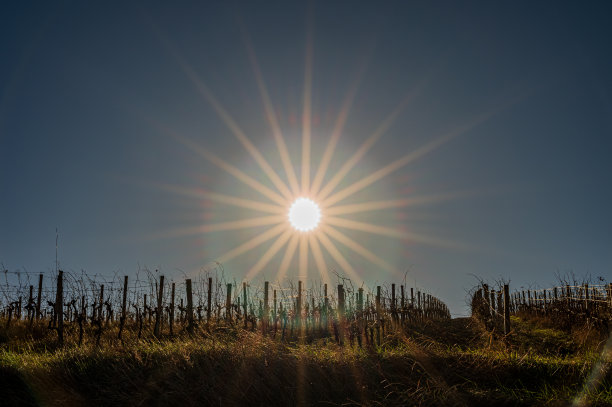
[154,275,164,338]
[225,283,232,322]
[186,279,194,334]
[503,284,510,335]
[55,270,64,345]
[357,288,364,313]
[273,289,277,332]
[27,285,34,327]
[391,283,397,326]
[337,285,345,320]
[207,277,212,324]
[337,284,345,344]
[36,273,43,319]
[242,282,248,328]
[323,283,329,330]
[400,285,405,325]
[584,284,589,317]
[118,275,128,340]
[263,281,269,330]
[297,281,302,330]
[99,284,105,322]
[170,282,175,335]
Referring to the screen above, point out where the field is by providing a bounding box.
[0,271,611,406]
[1,315,611,406]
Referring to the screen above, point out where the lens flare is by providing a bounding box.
[159,37,478,283]
[288,198,321,232]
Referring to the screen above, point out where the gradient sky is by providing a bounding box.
[1,1,611,315]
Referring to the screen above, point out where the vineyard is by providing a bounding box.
[1,270,611,406]
[471,279,612,334]
[0,268,449,347]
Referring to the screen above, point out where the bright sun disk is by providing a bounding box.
[288,198,321,232]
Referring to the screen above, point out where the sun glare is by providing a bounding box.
[288,198,321,232]
[161,33,466,284]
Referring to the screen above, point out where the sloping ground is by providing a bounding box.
[408,316,612,406]
[0,318,610,406]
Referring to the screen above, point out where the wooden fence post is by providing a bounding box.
[226,283,232,321]
[242,282,248,328]
[273,289,277,331]
[27,285,34,325]
[323,283,329,331]
[400,285,405,325]
[483,284,490,316]
[207,277,212,324]
[118,276,128,340]
[154,275,164,338]
[56,270,64,345]
[143,294,147,326]
[36,274,43,319]
[263,281,269,329]
[527,290,531,310]
[584,284,589,316]
[311,295,315,333]
[297,281,303,329]
[503,284,510,335]
[358,288,364,313]
[79,295,85,345]
[337,285,345,320]
[99,284,104,322]
[337,284,345,345]
[170,282,175,335]
[186,279,194,333]
[391,284,396,325]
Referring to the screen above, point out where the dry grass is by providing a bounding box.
[1,317,611,406]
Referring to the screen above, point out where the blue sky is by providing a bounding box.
[1,1,611,314]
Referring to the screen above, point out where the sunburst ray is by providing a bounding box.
[173,134,287,206]
[324,194,459,216]
[309,62,368,196]
[325,216,466,249]
[243,35,300,196]
[316,230,362,283]
[324,216,407,239]
[298,234,309,281]
[322,109,503,207]
[131,115,287,205]
[157,184,285,214]
[169,50,293,200]
[198,190,285,215]
[308,234,332,287]
[198,215,285,233]
[322,225,395,272]
[276,233,300,282]
[301,26,313,195]
[218,223,287,264]
[246,229,293,280]
[316,94,417,202]
[151,215,285,240]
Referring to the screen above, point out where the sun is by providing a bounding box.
[159,32,465,284]
[288,198,321,232]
